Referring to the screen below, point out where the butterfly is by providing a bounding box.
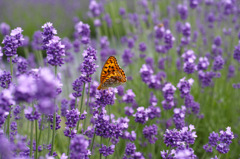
[97,56,127,90]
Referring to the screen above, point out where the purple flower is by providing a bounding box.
[80,47,98,82]
[123,131,136,141]
[216,143,229,154]
[22,36,29,47]
[147,105,161,119]
[46,36,65,66]
[164,30,175,50]
[133,107,149,124]
[17,57,28,75]
[42,22,57,50]
[182,22,191,37]
[197,57,209,71]
[140,64,153,83]
[208,132,219,147]
[219,127,234,145]
[13,105,21,120]
[143,124,158,144]
[84,126,95,138]
[48,113,61,130]
[177,77,194,98]
[2,27,24,57]
[180,125,197,145]
[119,8,126,16]
[70,134,90,159]
[75,21,90,37]
[154,25,165,39]
[173,106,186,129]
[189,0,198,8]
[117,85,124,96]
[104,14,112,28]
[89,0,102,17]
[149,92,158,106]
[122,49,134,66]
[124,106,134,116]
[227,65,235,78]
[100,36,110,49]
[31,31,43,51]
[99,145,115,157]
[213,36,222,46]
[36,68,60,114]
[0,70,11,88]
[175,148,196,159]
[127,38,135,49]
[125,142,136,156]
[138,42,147,52]
[95,89,116,108]
[94,19,101,27]
[65,109,80,128]
[212,55,224,71]
[198,71,215,88]
[162,101,174,110]
[164,128,181,147]
[203,144,213,153]
[183,61,196,74]
[161,149,175,159]
[72,77,84,98]
[233,43,240,63]
[24,106,40,121]
[178,4,188,20]
[0,22,10,36]
[73,39,81,53]
[14,74,37,103]
[162,83,176,103]
[0,134,14,159]
[122,89,136,104]
[182,50,196,63]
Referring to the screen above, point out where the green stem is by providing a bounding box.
[77,83,86,132]
[10,57,13,77]
[108,105,111,123]
[35,119,38,159]
[51,66,58,156]
[67,129,71,156]
[51,112,56,156]
[38,115,44,145]
[6,108,11,138]
[30,120,34,158]
[100,136,103,159]
[6,57,13,138]
[90,129,96,159]
[84,82,91,130]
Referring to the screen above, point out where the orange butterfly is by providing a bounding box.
[157,23,164,28]
[97,56,127,90]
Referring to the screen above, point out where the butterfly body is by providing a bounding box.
[97,56,127,90]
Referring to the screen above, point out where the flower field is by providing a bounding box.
[0,0,239,159]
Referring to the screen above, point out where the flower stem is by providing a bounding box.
[100,136,103,159]
[6,57,14,138]
[51,113,56,156]
[51,66,58,156]
[108,105,111,123]
[67,137,71,156]
[84,82,91,130]
[30,120,34,158]
[90,129,96,159]
[10,57,13,77]
[35,119,38,159]
[77,82,86,132]
[38,115,44,145]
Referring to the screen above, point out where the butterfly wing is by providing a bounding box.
[100,56,119,83]
[98,56,127,90]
